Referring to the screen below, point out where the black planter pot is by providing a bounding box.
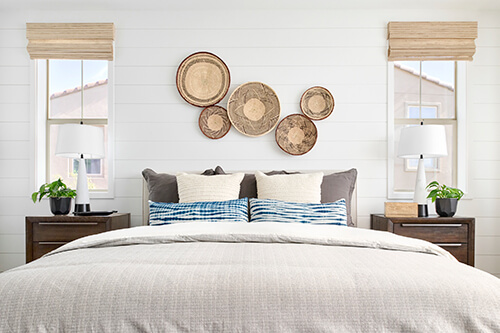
[435,198,458,217]
[49,197,72,215]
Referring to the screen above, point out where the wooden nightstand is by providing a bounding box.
[370,214,475,266]
[26,213,130,263]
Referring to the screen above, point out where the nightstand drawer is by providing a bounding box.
[33,242,67,259]
[436,243,468,264]
[33,222,106,242]
[393,223,468,243]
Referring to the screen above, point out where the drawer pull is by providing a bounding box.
[38,241,67,245]
[400,224,462,227]
[435,243,463,247]
[39,222,99,226]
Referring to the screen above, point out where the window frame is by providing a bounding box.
[32,59,115,199]
[387,61,468,200]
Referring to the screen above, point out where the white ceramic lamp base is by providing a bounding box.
[414,157,428,217]
[75,158,91,213]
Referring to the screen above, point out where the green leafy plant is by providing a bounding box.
[31,178,77,203]
[426,181,464,203]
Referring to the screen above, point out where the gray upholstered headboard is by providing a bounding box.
[142,170,358,226]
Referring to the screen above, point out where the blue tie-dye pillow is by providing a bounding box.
[149,198,248,225]
[249,198,347,226]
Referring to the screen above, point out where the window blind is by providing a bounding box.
[26,23,115,61]
[387,21,478,61]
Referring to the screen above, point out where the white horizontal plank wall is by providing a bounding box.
[0,8,499,278]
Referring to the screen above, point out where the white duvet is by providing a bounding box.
[50,221,456,260]
[1,222,499,332]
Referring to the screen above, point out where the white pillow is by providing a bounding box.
[255,171,323,203]
[177,172,244,203]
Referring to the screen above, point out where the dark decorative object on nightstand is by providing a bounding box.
[435,198,458,217]
[371,214,475,266]
[49,197,72,215]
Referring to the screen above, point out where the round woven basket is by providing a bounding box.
[227,82,280,137]
[198,105,231,140]
[300,86,334,120]
[275,114,318,155]
[176,52,230,107]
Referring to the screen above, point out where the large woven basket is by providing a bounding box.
[176,52,230,107]
[275,114,318,155]
[227,82,280,137]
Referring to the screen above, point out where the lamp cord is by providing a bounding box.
[81,60,84,123]
[419,63,424,159]
[419,61,423,123]
[80,61,84,161]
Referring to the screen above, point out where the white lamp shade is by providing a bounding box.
[398,125,448,158]
[55,124,105,159]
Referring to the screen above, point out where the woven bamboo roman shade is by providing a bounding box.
[387,21,478,61]
[26,23,115,60]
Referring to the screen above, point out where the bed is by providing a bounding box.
[0,168,499,332]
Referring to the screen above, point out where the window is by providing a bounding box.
[36,59,113,195]
[388,61,466,199]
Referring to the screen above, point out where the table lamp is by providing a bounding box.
[55,123,104,213]
[398,123,447,217]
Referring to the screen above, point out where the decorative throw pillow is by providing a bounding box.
[249,198,347,226]
[255,171,323,203]
[142,168,216,203]
[177,172,245,203]
[214,166,299,199]
[321,168,357,227]
[149,198,249,225]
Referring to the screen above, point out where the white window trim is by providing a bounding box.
[30,60,115,199]
[387,61,468,200]
[456,62,468,199]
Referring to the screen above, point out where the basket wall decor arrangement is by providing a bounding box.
[175,51,334,155]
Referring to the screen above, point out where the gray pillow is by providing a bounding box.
[215,166,357,227]
[142,168,215,203]
[321,168,357,227]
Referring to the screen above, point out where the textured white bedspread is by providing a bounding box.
[0,222,499,332]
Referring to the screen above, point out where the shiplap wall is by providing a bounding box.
[0,8,498,278]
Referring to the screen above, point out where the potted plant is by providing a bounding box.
[32,178,77,215]
[426,181,464,217]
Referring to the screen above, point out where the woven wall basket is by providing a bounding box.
[176,52,230,107]
[300,86,334,120]
[227,82,280,137]
[275,114,318,155]
[198,105,231,139]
